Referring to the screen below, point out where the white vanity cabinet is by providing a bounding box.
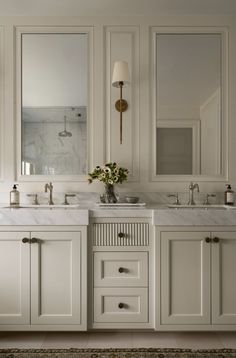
[90,219,153,329]
[0,232,30,325]
[156,227,236,330]
[0,227,87,331]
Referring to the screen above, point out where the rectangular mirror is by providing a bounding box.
[152,28,228,180]
[17,29,91,179]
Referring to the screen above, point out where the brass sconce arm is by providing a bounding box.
[112,61,130,144]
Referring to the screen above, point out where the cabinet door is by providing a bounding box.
[160,231,211,325]
[0,232,30,324]
[31,231,85,326]
[212,232,236,324]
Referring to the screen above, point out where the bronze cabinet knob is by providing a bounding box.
[213,237,220,243]
[118,303,124,309]
[118,267,124,273]
[31,237,39,244]
[118,232,125,238]
[22,237,30,243]
[205,237,211,243]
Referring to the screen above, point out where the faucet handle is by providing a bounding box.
[63,193,76,205]
[203,193,216,205]
[167,193,181,205]
[27,194,39,205]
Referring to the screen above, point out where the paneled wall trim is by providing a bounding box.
[0,26,4,182]
[0,16,235,193]
[105,26,140,181]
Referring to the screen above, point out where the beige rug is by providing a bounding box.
[0,348,236,357]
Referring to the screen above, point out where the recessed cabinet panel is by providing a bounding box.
[94,251,148,287]
[212,232,236,324]
[31,231,82,325]
[160,231,211,324]
[94,287,148,323]
[0,232,30,325]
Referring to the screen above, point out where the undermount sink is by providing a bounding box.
[2,204,80,209]
[167,204,234,210]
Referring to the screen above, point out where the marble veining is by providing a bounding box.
[22,106,87,175]
[0,208,89,226]
[152,207,236,226]
[0,191,235,226]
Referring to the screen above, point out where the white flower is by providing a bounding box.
[108,179,113,184]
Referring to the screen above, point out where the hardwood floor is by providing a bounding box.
[0,332,236,349]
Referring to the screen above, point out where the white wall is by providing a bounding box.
[0,13,235,195]
[22,34,87,107]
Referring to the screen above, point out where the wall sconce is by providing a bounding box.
[112,60,130,144]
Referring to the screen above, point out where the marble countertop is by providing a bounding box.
[0,207,89,226]
[1,204,236,226]
[152,207,236,226]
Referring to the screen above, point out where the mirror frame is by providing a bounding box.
[150,26,228,182]
[16,26,93,182]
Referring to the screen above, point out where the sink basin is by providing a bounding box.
[2,204,80,209]
[167,204,230,210]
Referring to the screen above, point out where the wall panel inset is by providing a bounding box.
[0,27,4,181]
[105,26,139,181]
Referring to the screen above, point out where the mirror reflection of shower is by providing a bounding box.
[58,115,72,137]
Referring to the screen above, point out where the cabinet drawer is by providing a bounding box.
[94,288,148,323]
[94,252,148,287]
[93,223,149,246]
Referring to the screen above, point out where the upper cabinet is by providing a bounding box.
[16,27,93,181]
[150,27,228,181]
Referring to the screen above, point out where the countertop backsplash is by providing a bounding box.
[0,191,225,206]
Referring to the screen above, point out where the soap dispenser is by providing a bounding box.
[10,184,20,206]
[224,184,234,206]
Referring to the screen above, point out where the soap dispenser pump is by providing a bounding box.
[10,184,20,206]
[224,184,234,206]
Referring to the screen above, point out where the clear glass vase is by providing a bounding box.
[100,184,118,203]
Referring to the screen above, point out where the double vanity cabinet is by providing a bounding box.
[0,206,236,332]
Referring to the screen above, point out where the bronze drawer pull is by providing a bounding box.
[118,232,125,238]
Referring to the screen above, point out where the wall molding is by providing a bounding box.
[105,26,140,182]
[0,26,4,182]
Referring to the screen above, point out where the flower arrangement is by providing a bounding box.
[88,162,128,185]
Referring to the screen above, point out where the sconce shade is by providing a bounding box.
[112,61,130,87]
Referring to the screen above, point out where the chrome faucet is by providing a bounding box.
[188,182,200,205]
[44,182,54,205]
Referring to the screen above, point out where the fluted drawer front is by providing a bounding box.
[94,252,148,287]
[93,223,149,246]
[94,287,148,323]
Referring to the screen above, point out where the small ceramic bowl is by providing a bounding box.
[125,196,140,204]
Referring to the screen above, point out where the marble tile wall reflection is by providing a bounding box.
[22,106,87,175]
